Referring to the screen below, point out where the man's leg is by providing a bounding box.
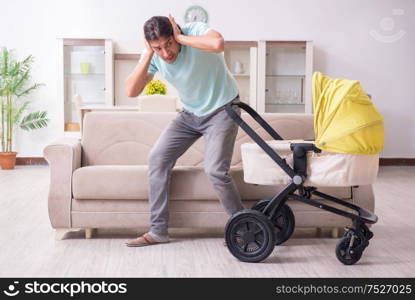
[201,104,244,216]
[126,113,201,246]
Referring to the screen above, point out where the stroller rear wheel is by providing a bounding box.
[252,199,295,245]
[225,209,276,263]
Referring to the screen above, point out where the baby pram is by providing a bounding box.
[224,72,384,264]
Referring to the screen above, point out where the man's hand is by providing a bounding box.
[168,14,183,44]
[125,33,154,98]
[144,34,154,54]
[168,13,224,53]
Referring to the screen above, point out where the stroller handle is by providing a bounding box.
[226,102,283,140]
[225,101,296,178]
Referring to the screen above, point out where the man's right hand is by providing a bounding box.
[144,36,154,55]
[125,35,154,97]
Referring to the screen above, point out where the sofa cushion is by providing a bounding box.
[72,165,351,201]
[81,112,314,167]
[72,165,282,200]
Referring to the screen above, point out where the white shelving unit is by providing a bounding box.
[57,39,313,132]
[257,40,313,114]
[224,40,313,114]
[57,38,113,133]
[224,41,258,110]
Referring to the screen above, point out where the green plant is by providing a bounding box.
[0,47,49,153]
[144,79,167,95]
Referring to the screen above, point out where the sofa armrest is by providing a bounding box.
[43,137,82,228]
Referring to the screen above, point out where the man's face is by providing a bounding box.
[149,36,180,63]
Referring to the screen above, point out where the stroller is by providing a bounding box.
[224,72,384,264]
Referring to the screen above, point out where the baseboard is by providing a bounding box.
[16,157,48,165]
[379,158,415,166]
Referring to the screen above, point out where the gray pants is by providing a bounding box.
[147,98,244,237]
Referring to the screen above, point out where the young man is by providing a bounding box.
[125,15,244,247]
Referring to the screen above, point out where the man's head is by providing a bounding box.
[144,16,181,63]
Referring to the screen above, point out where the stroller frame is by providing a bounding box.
[224,102,378,264]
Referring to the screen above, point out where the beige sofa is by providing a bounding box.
[43,111,375,240]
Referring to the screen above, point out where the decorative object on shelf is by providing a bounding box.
[293,91,300,103]
[184,5,208,23]
[0,47,49,169]
[144,79,167,96]
[233,60,244,74]
[80,62,91,74]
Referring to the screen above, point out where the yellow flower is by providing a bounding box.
[145,79,167,95]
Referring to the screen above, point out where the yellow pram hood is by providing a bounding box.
[312,72,384,155]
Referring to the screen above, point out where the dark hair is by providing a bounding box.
[143,16,181,42]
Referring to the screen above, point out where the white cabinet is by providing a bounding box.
[225,40,313,114]
[57,38,113,133]
[224,41,258,109]
[257,41,313,114]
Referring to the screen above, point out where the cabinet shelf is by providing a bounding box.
[65,73,105,77]
[232,73,250,77]
[265,75,305,78]
[271,103,304,105]
[65,73,105,75]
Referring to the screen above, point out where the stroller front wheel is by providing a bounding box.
[225,209,276,263]
[359,224,374,241]
[335,232,364,265]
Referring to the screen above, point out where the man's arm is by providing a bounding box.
[176,30,224,53]
[125,42,155,98]
[168,15,224,53]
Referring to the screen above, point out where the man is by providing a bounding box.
[125,15,244,247]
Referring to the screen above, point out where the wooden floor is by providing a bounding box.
[0,165,414,277]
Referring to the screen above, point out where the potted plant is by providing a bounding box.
[144,79,168,95]
[0,47,49,170]
[139,79,176,111]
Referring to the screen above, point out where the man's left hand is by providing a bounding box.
[168,14,183,43]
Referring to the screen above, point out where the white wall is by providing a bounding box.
[1,0,414,157]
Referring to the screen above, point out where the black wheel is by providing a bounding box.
[335,232,364,265]
[225,209,276,263]
[252,199,295,245]
[359,224,374,241]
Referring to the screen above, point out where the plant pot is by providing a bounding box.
[0,152,18,170]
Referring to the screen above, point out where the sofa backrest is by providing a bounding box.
[81,111,314,167]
